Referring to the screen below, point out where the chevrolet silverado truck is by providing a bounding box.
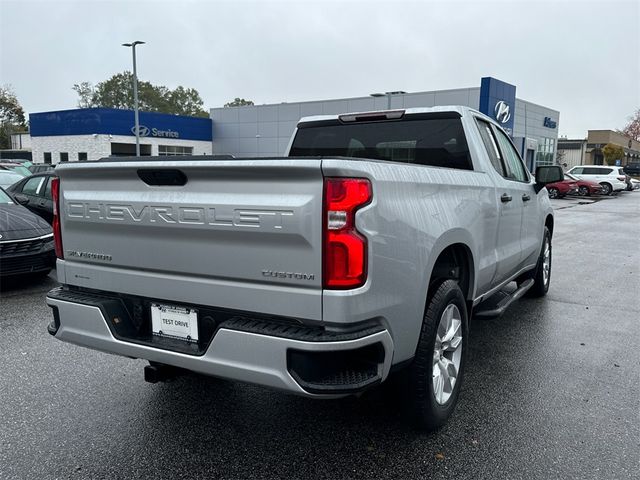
[46,106,563,430]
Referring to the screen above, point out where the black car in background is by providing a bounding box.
[623,163,640,176]
[0,187,55,280]
[5,173,56,224]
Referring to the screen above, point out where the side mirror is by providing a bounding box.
[535,165,564,193]
[14,193,29,205]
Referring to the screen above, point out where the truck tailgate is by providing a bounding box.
[55,159,324,320]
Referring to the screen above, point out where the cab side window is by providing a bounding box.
[493,128,529,182]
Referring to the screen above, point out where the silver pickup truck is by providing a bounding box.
[46,106,563,429]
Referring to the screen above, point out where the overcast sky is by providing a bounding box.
[1,0,638,137]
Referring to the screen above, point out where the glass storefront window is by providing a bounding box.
[536,137,555,166]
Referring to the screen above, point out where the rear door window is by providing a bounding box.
[22,176,45,195]
[290,115,473,170]
[493,127,529,182]
[475,119,506,176]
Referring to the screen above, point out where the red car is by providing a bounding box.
[545,177,578,198]
[565,173,603,196]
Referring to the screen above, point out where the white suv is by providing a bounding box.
[566,165,627,195]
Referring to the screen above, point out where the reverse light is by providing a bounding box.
[323,178,372,289]
[51,177,63,259]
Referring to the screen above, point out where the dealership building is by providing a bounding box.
[28,108,212,164]
[210,77,560,171]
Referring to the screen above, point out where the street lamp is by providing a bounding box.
[369,91,407,109]
[122,40,145,156]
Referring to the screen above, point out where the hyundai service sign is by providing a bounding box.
[479,77,517,137]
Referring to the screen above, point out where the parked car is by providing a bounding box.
[29,164,55,174]
[0,170,24,189]
[566,165,627,195]
[0,158,33,167]
[623,162,640,176]
[0,187,55,279]
[5,173,56,224]
[47,106,561,431]
[0,163,31,177]
[564,173,603,196]
[545,177,578,198]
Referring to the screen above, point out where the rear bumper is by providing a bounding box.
[46,287,393,397]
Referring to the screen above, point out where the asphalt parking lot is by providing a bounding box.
[1,192,638,480]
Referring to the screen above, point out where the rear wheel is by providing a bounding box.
[401,280,468,431]
[600,182,612,195]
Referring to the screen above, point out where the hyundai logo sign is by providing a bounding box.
[543,117,557,129]
[131,125,179,138]
[494,101,511,124]
[131,125,150,137]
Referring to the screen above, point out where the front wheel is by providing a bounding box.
[402,280,468,431]
[578,186,589,196]
[600,182,612,195]
[526,226,552,297]
[548,187,559,199]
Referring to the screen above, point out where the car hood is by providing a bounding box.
[0,203,52,241]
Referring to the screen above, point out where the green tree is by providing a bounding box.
[72,72,208,117]
[0,85,27,149]
[602,143,625,166]
[224,97,254,107]
[72,81,95,108]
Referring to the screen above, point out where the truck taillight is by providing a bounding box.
[51,177,63,259]
[323,178,372,289]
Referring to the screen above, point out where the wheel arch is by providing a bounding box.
[425,236,476,303]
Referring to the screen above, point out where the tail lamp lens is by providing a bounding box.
[51,177,64,259]
[323,178,372,289]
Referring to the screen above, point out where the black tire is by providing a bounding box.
[548,187,559,199]
[600,182,612,195]
[524,226,551,298]
[401,279,469,431]
[578,186,589,196]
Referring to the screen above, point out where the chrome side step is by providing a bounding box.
[474,279,534,318]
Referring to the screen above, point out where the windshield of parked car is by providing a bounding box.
[565,173,577,180]
[0,171,23,188]
[0,188,14,204]
[289,114,473,170]
[0,165,30,176]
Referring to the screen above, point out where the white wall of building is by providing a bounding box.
[31,134,212,164]
[10,132,32,150]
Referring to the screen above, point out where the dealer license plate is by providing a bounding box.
[151,303,199,343]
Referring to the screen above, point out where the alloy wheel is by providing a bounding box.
[432,304,463,405]
[542,236,551,286]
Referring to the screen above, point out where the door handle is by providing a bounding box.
[501,193,512,203]
[522,194,531,202]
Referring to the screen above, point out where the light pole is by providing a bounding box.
[370,91,407,110]
[122,41,145,156]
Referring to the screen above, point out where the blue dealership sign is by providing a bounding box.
[479,77,516,137]
[29,108,212,141]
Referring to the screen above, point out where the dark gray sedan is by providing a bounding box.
[0,187,55,279]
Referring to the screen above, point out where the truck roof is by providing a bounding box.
[297,105,487,125]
